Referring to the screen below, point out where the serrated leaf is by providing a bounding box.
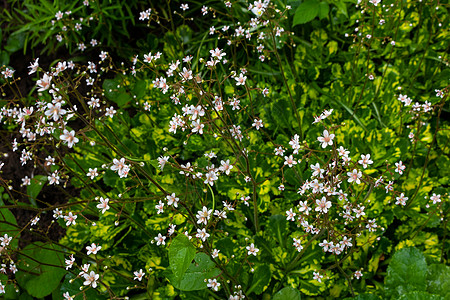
[398,291,444,300]
[169,234,196,280]
[293,0,320,26]
[385,247,427,298]
[427,264,450,298]
[273,287,301,300]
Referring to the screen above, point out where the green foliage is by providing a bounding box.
[168,234,196,280]
[0,0,448,299]
[167,253,220,291]
[16,242,66,298]
[385,247,428,298]
[272,286,302,300]
[384,247,448,299]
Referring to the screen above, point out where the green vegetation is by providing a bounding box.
[0,0,448,299]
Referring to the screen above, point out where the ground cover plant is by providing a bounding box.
[0,0,448,299]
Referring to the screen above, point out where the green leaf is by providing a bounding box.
[27,175,47,207]
[269,215,287,247]
[318,2,329,20]
[334,0,348,18]
[169,234,196,280]
[0,207,20,249]
[103,170,118,187]
[273,286,301,300]
[133,80,147,99]
[115,92,132,107]
[293,0,320,26]
[345,294,382,300]
[385,247,427,298]
[427,264,450,298]
[16,242,66,298]
[398,291,444,300]
[247,264,271,295]
[168,252,220,291]
[4,33,25,53]
[0,51,10,66]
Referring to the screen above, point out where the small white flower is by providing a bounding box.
[83,271,99,288]
[317,130,335,148]
[86,243,101,255]
[246,243,259,256]
[207,278,221,291]
[134,269,145,281]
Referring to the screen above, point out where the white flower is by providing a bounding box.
[315,197,332,214]
[28,58,39,75]
[83,271,99,288]
[246,243,259,256]
[45,102,67,121]
[286,208,296,221]
[0,234,12,247]
[196,228,210,241]
[211,249,220,258]
[30,216,40,226]
[86,243,102,255]
[235,73,247,86]
[358,154,373,169]
[207,278,221,291]
[154,233,166,246]
[96,197,110,214]
[219,159,233,175]
[317,130,335,148]
[347,169,362,184]
[63,212,77,226]
[65,254,75,270]
[134,269,145,281]
[36,73,52,91]
[60,129,79,148]
[157,156,169,170]
[196,206,212,225]
[86,168,98,179]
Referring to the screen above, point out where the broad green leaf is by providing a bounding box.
[4,33,25,53]
[0,207,20,249]
[398,291,444,300]
[247,264,271,295]
[27,175,47,207]
[168,252,220,291]
[385,247,427,298]
[318,2,329,20]
[334,0,348,18]
[273,287,301,300]
[133,80,147,99]
[293,0,320,26]
[169,234,196,279]
[16,242,66,298]
[427,264,450,298]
